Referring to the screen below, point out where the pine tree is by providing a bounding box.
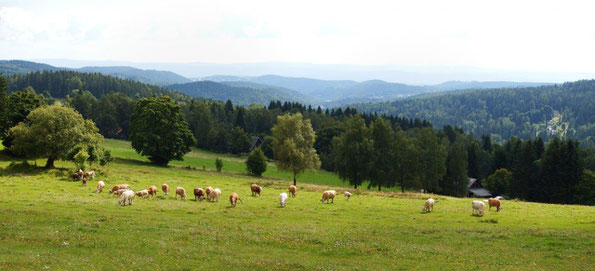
[369,118,396,191]
[332,116,373,189]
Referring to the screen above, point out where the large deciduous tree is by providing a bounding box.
[332,115,373,189]
[272,113,320,185]
[129,96,196,165]
[8,105,102,168]
[2,90,45,150]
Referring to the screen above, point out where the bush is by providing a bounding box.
[73,150,89,170]
[246,148,267,176]
[99,150,113,166]
[215,158,223,172]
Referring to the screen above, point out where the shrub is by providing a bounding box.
[73,150,89,170]
[246,148,267,176]
[215,158,223,172]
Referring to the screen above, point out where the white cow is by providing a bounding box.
[422,198,434,213]
[119,190,135,206]
[95,180,105,193]
[209,188,221,202]
[472,200,486,216]
[344,191,352,200]
[321,190,337,204]
[279,192,288,207]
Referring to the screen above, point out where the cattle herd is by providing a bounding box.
[79,170,504,214]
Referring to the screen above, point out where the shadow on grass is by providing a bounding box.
[113,157,162,168]
[0,159,73,179]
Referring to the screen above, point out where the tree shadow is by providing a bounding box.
[113,157,162,167]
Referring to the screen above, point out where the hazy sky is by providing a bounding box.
[1,0,595,74]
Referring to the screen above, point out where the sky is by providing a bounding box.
[1,0,595,80]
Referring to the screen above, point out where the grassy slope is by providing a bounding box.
[0,141,593,270]
[103,139,399,191]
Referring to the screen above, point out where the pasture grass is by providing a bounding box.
[0,140,593,270]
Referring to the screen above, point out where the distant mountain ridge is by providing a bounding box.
[0,60,191,86]
[166,80,317,106]
[2,60,554,107]
[203,74,552,104]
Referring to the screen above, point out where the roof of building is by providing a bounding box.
[250,136,263,150]
[469,188,492,197]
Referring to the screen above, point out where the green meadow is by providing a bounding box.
[0,139,593,270]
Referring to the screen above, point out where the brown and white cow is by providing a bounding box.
[95,180,105,193]
[147,185,158,197]
[194,188,205,201]
[288,185,297,198]
[136,189,149,198]
[175,187,187,200]
[162,184,170,195]
[321,190,336,204]
[229,193,243,207]
[205,186,214,197]
[250,184,263,197]
[85,171,96,179]
[109,184,130,194]
[488,198,502,212]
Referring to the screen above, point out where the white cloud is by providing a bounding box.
[0,0,594,73]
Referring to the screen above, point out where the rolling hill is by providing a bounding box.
[204,74,552,105]
[166,80,317,106]
[7,70,188,101]
[352,80,595,146]
[0,60,191,86]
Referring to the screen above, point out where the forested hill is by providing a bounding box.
[352,80,595,146]
[77,66,191,86]
[0,60,191,86]
[166,80,317,106]
[6,70,188,101]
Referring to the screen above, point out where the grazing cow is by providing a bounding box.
[108,184,130,194]
[82,177,87,186]
[229,193,243,207]
[288,185,297,197]
[321,190,336,204]
[72,169,84,180]
[95,180,105,193]
[119,190,135,206]
[209,188,221,202]
[472,201,486,216]
[344,191,352,200]
[206,187,214,197]
[250,184,263,197]
[175,187,187,200]
[135,189,149,198]
[422,198,434,213]
[194,188,205,201]
[162,184,170,195]
[112,189,128,196]
[488,198,502,212]
[147,186,158,197]
[85,171,95,179]
[279,192,288,207]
